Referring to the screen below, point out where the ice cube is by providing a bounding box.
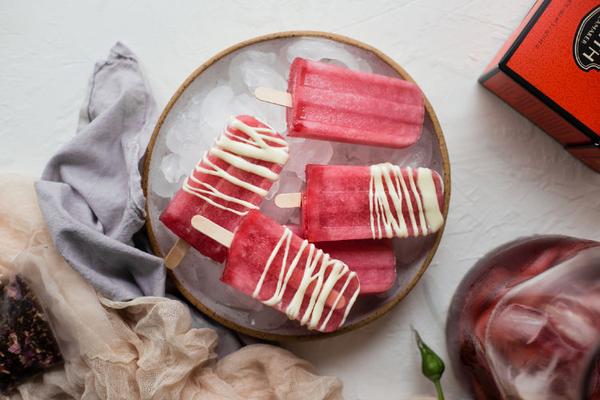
[177,142,205,174]
[261,171,304,224]
[488,304,547,346]
[284,38,361,70]
[200,85,235,130]
[285,138,334,180]
[356,57,373,73]
[230,50,278,69]
[228,50,287,96]
[546,299,598,349]
[227,50,287,132]
[265,179,280,201]
[151,168,178,199]
[511,355,560,400]
[278,171,305,194]
[261,105,287,134]
[243,62,286,91]
[165,123,183,155]
[160,153,184,184]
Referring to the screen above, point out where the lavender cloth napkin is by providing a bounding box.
[35,43,242,354]
[35,42,163,300]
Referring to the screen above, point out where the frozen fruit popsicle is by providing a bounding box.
[286,225,396,295]
[160,115,289,266]
[255,57,425,148]
[276,163,444,242]
[191,211,360,333]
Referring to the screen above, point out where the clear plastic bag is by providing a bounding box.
[0,271,63,394]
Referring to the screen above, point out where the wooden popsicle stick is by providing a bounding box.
[254,87,293,107]
[191,215,233,247]
[190,215,345,311]
[307,280,347,310]
[164,239,190,270]
[274,192,302,208]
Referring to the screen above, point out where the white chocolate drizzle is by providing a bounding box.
[369,163,444,239]
[253,227,360,331]
[182,116,289,216]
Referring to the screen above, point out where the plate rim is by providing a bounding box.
[142,30,452,341]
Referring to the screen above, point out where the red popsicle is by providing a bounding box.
[256,58,425,148]
[287,225,397,295]
[160,115,289,264]
[203,211,360,333]
[276,163,445,242]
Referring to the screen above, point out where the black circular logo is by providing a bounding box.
[574,6,600,72]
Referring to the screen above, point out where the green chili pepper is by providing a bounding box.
[414,328,446,400]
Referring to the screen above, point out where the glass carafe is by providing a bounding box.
[446,236,600,399]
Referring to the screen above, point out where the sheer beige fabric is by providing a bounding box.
[0,174,342,400]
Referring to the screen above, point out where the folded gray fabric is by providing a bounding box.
[35,42,164,300]
[34,43,244,356]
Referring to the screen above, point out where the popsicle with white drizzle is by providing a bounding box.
[160,115,289,267]
[191,211,360,332]
[255,57,425,148]
[275,163,445,242]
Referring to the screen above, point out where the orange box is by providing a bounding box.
[480,0,600,172]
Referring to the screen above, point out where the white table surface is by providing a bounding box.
[2,1,599,399]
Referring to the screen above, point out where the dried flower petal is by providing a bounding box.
[0,275,63,394]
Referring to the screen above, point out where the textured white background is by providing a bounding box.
[1,1,599,399]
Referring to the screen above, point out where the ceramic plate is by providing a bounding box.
[143,31,450,340]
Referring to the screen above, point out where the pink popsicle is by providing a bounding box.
[299,163,445,242]
[287,225,396,295]
[222,211,360,333]
[160,115,289,263]
[286,58,424,148]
